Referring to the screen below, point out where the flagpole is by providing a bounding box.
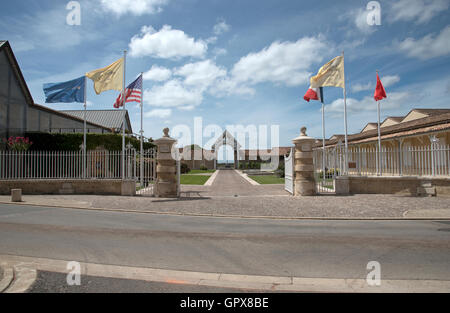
[320,87,326,185]
[342,51,349,174]
[83,76,87,179]
[376,71,382,176]
[122,50,127,180]
[140,72,144,188]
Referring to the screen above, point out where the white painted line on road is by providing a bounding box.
[204,170,219,186]
[1,254,450,293]
[234,170,260,185]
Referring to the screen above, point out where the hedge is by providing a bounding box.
[24,132,155,151]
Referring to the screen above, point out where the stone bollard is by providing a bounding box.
[154,128,179,198]
[335,176,350,195]
[11,189,22,202]
[292,127,316,196]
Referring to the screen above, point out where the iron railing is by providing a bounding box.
[314,144,450,177]
[0,149,139,180]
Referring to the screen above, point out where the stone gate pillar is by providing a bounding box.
[154,128,178,198]
[292,127,316,196]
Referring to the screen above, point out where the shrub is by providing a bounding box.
[181,163,190,174]
[24,132,155,151]
[249,161,261,169]
[3,137,33,151]
[318,168,340,179]
[276,163,285,178]
[200,165,208,171]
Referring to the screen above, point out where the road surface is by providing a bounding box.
[0,203,449,291]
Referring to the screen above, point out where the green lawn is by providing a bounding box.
[180,175,210,185]
[248,175,284,185]
[188,169,216,174]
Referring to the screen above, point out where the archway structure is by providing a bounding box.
[211,130,242,169]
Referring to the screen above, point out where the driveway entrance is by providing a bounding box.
[181,170,287,197]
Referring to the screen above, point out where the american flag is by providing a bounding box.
[114,74,143,108]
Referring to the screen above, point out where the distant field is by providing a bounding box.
[248,175,284,185]
[180,175,210,185]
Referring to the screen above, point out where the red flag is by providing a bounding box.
[303,87,320,102]
[374,73,387,101]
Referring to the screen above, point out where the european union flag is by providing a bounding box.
[43,76,86,103]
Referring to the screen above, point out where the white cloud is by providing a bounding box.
[213,47,227,57]
[231,37,329,87]
[100,0,169,16]
[209,77,256,97]
[213,19,231,35]
[352,75,400,93]
[178,105,196,111]
[351,82,373,93]
[144,80,203,108]
[143,65,172,81]
[0,7,99,51]
[389,0,449,24]
[326,92,410,115]
[205,37,218,44]
[398,26,450,60]
[381,75,401,87]
[145,109,172,118]
[175,60,227,89]
[353,8,376,34]
[129,25,208,59]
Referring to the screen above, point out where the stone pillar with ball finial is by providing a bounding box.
[154,128,179,198]
[292,127,316,196]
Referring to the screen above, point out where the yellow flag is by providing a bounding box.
[86,58,124,95]
[310,56,344,88]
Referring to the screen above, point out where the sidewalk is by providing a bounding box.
[1,192,449,219]
[3,254,450,293]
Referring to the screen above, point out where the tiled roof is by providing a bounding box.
[60,110,132,132]
[242,147,292,157]
[412,109,450,116]
[362,123,377,128]
[383,116,403,123]
[33,104,112,131]
[315,112,450,148]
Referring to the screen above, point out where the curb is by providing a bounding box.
[0,264,36,293]
[1,254,449,293]
[0,266,14,292]
[235,170,260,185]
[3,266,37,293]
[204,170,219,186]
[1,200,450,221]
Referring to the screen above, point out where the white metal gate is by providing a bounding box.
[284,147,294,194]
[136,148,156,196]
[313,147,342,194]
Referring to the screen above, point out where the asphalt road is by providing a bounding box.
[0,203,449,283]
[29,271,256,293]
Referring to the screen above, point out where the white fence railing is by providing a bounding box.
[0,149,139,180]
[314,144,450,177]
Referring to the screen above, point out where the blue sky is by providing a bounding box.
[1,0,449,152]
